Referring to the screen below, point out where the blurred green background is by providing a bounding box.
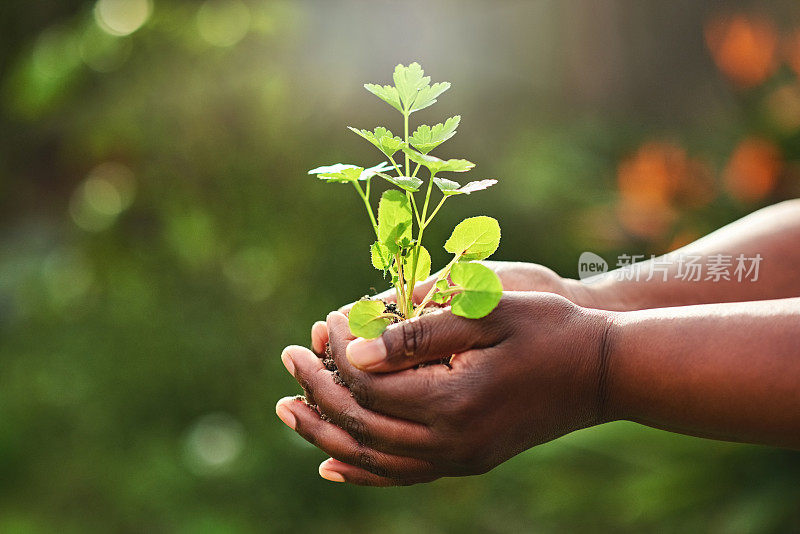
[1,1,799,532]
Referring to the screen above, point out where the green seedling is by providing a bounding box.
[308,62,502,338]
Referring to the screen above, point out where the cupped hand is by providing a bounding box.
[309,261,593,354]
[278,292,614,486]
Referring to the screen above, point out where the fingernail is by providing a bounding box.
[281,348,295,376]
[275,401,296,430]
[319,461,345,483]
[346,337,387,369]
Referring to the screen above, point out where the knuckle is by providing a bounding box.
[354,446,389,478]
[346,374,376,410]
[338,407,373,447]
[397,317,427,360]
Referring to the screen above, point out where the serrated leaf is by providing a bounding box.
[409,116,461,154]
[349,300,391,339]
[308,163,357,175]
[444,216,501,260]
[393,62,430,111]
[433,178,498,196]
[378,190,412,253]
[410,81,451,112]
[348,126,404,157]
[402,148,474,175]
[370,241,393,272]
[364,83,402,113]
[376,173,422,192]
[403,246,431,282]
[310,161,392,183]
[449,262,502,319]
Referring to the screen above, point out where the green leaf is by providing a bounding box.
[431,278,451,304]
[377,190,412,253]
[363,83,402,113]
[393,62,430,111]
[308,162,392,183]
[348,126,404,157]
[433,178,498,196]
[370,241,393,272]
[444,216,501,260]
[376,173,422,192]
[349,300,391,339]
[409,116,461,154]
[402,148,474,175]
[410,81,451,112]
[449,262,502,319]
[403,246,431,282]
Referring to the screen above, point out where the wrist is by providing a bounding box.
[582,308,625,425]
[564,277,642,312]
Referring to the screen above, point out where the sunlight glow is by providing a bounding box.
[94,0,152,37]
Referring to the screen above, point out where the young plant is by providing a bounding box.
[308,62,503,338]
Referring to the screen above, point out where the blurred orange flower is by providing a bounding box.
[617,142,715,240]
[724,138,782,202]
[705,14,777,88]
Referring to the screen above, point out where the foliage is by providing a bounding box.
[309,63,501,338]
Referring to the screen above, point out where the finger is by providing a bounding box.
[325,312,451,422]
[283,345,437,456]
[276,396,436,480]
[319,458,439,486]
[311,321,328,355]
[345,305,507,373]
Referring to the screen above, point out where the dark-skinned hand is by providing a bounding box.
[276,292,613,486]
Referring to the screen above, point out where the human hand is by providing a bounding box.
[309,261,595,355]
[277,292,614,486]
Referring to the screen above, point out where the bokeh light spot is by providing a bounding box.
[724,138,781,202]
[705,14,777,88]
[184,413,245,475]
[616,142,713,240]
[70,162,136,232]
[94,0,152,37]
[196,0,251,48]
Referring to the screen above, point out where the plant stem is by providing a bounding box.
[424,196,447,227]
[406,172,437,317]
[414,253,461,317]
[353,180,378,237]
[411,163,421,178]
[395,251,408,313]
[404,112,410,179]
[388,154,403,177]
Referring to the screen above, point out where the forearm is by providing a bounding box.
[583,199,800,311]
[605,297,800,449]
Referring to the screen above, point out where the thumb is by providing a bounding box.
[345,307,502,373]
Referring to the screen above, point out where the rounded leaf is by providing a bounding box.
[449,262,503,319]
[444,216,501,260]
[349,300,391,339]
